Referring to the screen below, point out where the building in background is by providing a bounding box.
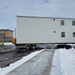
[0,29,13,42]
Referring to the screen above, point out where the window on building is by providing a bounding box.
[61,20,64,25]
[61,32,65,37]
[72,21,75,25]
[54,31,56,33]
[73,32,75,37]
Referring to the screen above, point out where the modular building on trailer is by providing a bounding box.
[16,16,75,49]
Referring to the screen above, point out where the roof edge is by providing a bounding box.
[16,15,75,20]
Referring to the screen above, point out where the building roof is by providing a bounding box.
[0,29,13,32]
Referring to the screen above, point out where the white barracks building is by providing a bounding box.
[17,16,75,44]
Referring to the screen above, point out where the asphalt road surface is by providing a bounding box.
[6,49,55,75]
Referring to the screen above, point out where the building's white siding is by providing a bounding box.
[16,16,75,44]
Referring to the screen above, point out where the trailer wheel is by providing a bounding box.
[32,46,36,49]
[26,46,29,50]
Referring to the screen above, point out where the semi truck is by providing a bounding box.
[14,16,75,49]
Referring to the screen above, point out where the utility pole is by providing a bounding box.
[15,28,16,38]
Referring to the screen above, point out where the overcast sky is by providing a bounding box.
[0,0,75,32]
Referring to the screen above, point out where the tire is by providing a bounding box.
[26,46,29,49]
[32,46,36,49]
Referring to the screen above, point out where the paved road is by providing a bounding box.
[0,52,15,61]
[0,45,17,62]
[6,49,55,75]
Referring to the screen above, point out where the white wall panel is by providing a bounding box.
[16,16,75,43]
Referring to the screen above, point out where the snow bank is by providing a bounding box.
[50,49,61,75]
[4,42,14,45]
[50,48,75,75]
[0,49,45,75]
[60,48,75,75]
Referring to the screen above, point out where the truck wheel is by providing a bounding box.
[32,46,36,49]
[26,46,29,50]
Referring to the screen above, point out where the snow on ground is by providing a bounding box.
[4,42,14,45]
[0,49,45,75]
[50,49,61,75]
[50,48,75,75]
